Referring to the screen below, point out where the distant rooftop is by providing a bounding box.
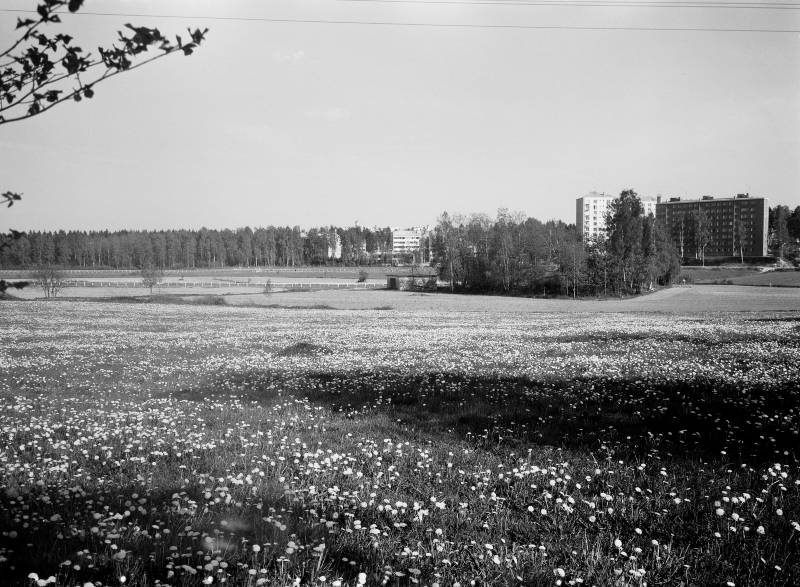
[579,191,658,201]
[660,193,764,204]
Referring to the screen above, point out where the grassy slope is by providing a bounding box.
[682,267,800,287]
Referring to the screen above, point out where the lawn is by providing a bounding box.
[1,301,799,586]
[681,267,800,287]
[8,283,800,314]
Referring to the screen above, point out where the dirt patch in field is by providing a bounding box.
[278,342,331,357]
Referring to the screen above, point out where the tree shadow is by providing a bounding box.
[172,368,799,466]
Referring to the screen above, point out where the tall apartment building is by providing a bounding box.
[576,192,657,241]
[656,194,769,258]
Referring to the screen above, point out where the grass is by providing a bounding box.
[1,302,799,586]
[8,279,800,314]
[682,267,800,287]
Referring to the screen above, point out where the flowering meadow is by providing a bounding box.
[1,301,799,586]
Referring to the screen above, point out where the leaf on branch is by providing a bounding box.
[16,17,36,29]
[68,0,85,12]
[62,49,89,74]
[190,28,209,44]
[2,191,23,208]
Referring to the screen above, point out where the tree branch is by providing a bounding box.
[0,19,44,60]
[0,48,181,125]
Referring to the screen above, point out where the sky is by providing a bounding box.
[0,0,798,232]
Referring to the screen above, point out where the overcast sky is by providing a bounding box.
[1,0,798,232]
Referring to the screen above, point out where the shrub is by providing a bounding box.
[194,295,227,306]
[141,264,164,294]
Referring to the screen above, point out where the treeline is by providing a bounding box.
[0,226,396,269]
[769,205,800,259]
[431,191,680,297]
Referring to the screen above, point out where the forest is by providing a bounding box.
[431,191,680,297]
[0,226,394,269]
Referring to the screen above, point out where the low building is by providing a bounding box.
[655,194,769,258]
[386,274,437,291]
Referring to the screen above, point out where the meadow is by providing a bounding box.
[1,296,799,586]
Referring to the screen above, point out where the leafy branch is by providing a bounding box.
[0,0,208,125]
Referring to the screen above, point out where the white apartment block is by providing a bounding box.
[391,227,426,254]
[576,192,657,241]
[576,192,614,241]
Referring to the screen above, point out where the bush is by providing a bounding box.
[141,264,164,294]
[194,295,227,306]
[357,269,369,283]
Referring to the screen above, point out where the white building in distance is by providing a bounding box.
[391,227,431,263]
[576,192,658,241]
[391,227,427,255]
[327,231,342,260]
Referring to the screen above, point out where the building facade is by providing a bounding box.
[391,227,429,262]
[576,192,657,241]
[656,194,769,259]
